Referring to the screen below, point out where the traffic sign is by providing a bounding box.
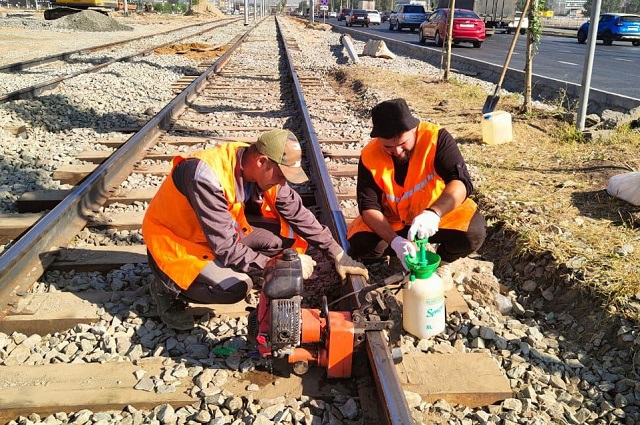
[320,5,328,9]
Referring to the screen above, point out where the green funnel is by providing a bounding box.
[405,238,440,279]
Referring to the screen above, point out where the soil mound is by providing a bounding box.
[184,0,224,18]
[52,10,134,32]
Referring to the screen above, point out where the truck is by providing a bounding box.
[396,0,428,6]
[357,1,376,10]
[506,10,528,34]
[437,0,518,35]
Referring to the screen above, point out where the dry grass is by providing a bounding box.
[332,65,640,319]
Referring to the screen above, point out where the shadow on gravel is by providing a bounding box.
[478,219,626,348]
[329,43,352,65]
[2,93,149,133]
[189,102,291,119]
[571,189,640,229]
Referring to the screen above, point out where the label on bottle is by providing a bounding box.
[426,302,444,318]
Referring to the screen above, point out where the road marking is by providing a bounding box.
[557,60,578,66]
[615,58,633,62]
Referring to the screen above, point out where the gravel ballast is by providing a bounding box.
[1,12,639,425]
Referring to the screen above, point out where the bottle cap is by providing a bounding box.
[405,238,440,279]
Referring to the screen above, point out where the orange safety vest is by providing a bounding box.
[142,142,307,289]
[347,122,477,239]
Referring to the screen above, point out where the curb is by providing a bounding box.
[331,25,639,115]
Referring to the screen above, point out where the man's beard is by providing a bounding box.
[394,149,413,165]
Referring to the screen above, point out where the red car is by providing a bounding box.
[419,8,485,48]
[338,8,351,21]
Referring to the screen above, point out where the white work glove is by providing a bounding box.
[390,236,416,271]
[408,209,441,241]
[299,253,316,280]
[334,249,369,281]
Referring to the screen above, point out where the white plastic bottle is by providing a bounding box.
[402,271,446,339]
[481,110,513,145]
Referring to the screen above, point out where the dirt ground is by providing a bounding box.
[3,9,639,333]
[154,42,229,61]
[329,64,640,330]
[0,9,224,66]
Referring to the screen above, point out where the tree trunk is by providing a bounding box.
[443,0,456,81]
[523,0,537,113]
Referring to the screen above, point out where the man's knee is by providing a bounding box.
[348,232,385,258]
[467,212,487,252]
[217,279,252,304]
[183,278,251,305]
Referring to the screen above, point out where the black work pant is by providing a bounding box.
[148,218,293,305]
[347,211,486,263]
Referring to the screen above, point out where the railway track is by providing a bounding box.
[0,17,244,103]
[3,11,640,425]
[0,15,418,424]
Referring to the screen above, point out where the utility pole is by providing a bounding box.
[576,0,602,131]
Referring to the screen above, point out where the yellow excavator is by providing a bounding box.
[44,0,136,20]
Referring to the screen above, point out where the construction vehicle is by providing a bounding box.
[44,0,119,20]
[118,1,138,12]
[437,0,518,35]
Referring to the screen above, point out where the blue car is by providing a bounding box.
[577,13,640,46]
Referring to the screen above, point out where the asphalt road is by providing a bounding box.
[325,18,640,101]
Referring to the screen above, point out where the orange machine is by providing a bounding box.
[248,249,404,378]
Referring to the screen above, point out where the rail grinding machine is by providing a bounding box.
[248,248,406,378]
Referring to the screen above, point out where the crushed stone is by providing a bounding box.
[52,10,133,32]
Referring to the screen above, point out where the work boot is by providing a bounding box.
[437,262,454,291]
[150,279,195,331]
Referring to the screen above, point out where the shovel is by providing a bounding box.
[482,0,533,114]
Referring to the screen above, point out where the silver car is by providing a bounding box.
[389,4,428,31]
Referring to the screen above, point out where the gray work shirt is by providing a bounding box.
[171,147,342,274]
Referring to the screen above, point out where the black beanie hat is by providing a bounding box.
[370,98,421,139]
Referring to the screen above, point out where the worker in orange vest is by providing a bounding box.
[143,129,369,330]
[347,98,486,288]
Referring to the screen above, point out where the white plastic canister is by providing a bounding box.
[481,110,513,145]
[402,273,445,339]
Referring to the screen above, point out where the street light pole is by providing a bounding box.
[576,0,602,131]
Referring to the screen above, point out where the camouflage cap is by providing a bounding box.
[255,129,309,184]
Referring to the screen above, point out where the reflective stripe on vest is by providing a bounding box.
[142,143,247,289]
[142,143,306,289]
[347,122,477,239]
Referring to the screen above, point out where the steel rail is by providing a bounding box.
[0,20,233,104]
[275,16,414,425]
[273,18,348,249]
[0,23,258,316]
[0,19,239,73]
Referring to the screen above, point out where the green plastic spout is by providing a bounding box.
[405,238,441,279]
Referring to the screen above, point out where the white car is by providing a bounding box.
[367,10,381,25]
[507,11,528,35]
[328,11,337,18]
